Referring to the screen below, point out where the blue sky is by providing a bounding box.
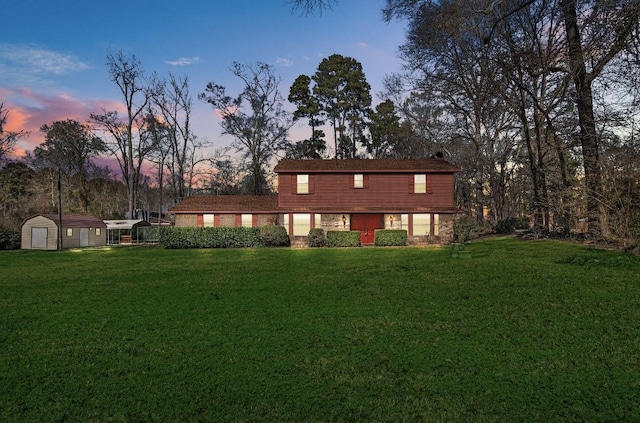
[1,0,407,157]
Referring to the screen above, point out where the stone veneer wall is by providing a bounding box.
[320,214,351,232]
[175,214,197,227]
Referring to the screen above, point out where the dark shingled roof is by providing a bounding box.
[273,158,460,173]
[40,214,107,228]
[169,195,279,213]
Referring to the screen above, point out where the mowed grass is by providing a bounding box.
[1,238,639,422]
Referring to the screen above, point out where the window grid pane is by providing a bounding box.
[293,214,311,236]
[414,174,426,193]
[413,213,430,236]
[297,174,309,194]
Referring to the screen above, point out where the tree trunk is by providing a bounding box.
[561,0,608,238]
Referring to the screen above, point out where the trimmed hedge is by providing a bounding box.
[374,229,407,246]
[159,226,262,249]
[326,230,360,248]
[308,228,326,247]
[260,225,290,247]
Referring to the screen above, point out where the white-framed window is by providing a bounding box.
[315,214,322,228]
[401,214,409,230]
[203,214,215,227]
[95,228,101,236]
[413,213,431,236]
[433,214,440,236]
[414,174,426,193]
[354,174,364,188]
[66,228,73,237]
[297,174,309,194]
[293,213,311,236]
[241,214,252,228]
[282,214,289,234]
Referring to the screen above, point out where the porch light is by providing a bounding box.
[342,215,346,227]
[389,215,394,227]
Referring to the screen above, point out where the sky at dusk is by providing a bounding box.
[1,0,408,159]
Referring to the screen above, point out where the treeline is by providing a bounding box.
[3,0,640,247]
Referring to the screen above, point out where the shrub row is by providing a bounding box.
[308,228,326,247]
[374,229,407,246]
[326,231,361,247]
[158,226,408,249]
[159,226,263,249]
[260,225,291,247]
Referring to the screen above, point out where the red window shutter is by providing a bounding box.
[235,214,241,226]
[291,174,297,194]
[427,174,433,194]
[363,174,369,189]
[252,215,258,227]
[214,215,220,227]
[409,175,415,193]
[197,214,203,227]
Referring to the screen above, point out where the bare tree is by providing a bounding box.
[199,62,293,195]
[154,73,200,203]
[91,50,156,218]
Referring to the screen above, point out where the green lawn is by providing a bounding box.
[1,238,639,422]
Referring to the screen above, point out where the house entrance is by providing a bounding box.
[350,214,383,245]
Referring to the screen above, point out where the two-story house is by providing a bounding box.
[169,158,460,245]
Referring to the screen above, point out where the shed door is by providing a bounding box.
[31,227,48,249]
[351,214,383,245]
[80,228,89,247]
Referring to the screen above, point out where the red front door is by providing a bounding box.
[351,214,383,245]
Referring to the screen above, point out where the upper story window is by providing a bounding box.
[354,174,364,188]
[66,228,73,237]
[297,174,309,194]
[414,174,427,193]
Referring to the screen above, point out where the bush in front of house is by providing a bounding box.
[374,229,407,246]
[326,230,360,247]
[159,227,262,249]
[0,227,21,250]
[308,228,326,247]
[260,225,290,247]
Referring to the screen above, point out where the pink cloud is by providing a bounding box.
[2,87,124,155]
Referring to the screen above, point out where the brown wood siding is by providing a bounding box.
[278,172,455,210]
